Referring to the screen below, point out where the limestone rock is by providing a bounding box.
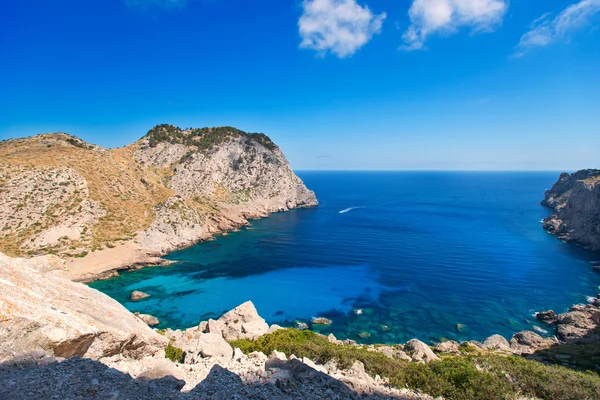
[294,321,309,330]
[510,331,558,354]
[435,340,460,354]
[130,291,150,301]
[542,170,600,251]
[375,346,411,361]
[404,339,440,363]
[482,334,511,351]
[267,324,284,334]
[134,312,160,327]
[215,301,269,341]
[0,253,167,362]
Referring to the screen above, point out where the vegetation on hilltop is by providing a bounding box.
[230,329,600,400]
[144,124,278,151]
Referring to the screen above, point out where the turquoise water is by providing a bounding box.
[90,172,600,344]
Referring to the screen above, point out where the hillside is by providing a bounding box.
[0,126,317,278]
[542,169,600,252]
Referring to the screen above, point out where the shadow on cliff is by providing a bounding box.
[0,355,411,400]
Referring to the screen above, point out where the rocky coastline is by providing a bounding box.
[0,126,318,282]
[2,251,600,399]
[542,169,600,252]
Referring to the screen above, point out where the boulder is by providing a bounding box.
[267,324,284,334]
[136,358,186,390]
[130,291,150,301]
[294,321,309,330]
[482,334,511,351]
[216,301,268,340]
[311,317,332,325]
[134,312,160,327]
[535,310,556,322]
[404,339,440,363]
[435,340,460,354]
[0,253,167,362]
[375,346,411,361]
[510,331,558,354]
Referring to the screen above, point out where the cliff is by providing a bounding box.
[0,126,317,280]
[542,169,600,252]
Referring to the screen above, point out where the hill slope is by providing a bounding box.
[0,126,317,276]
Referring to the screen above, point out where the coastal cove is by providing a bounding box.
[90,171,600,345]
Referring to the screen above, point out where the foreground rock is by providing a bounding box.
[0,253,167,362]
[205,301,269,340]
[509,331,558,355]
[404,339,440,363]
[542,169,600,251]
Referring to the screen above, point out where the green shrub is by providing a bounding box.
[230,329,600,400]
[165,342,184,363]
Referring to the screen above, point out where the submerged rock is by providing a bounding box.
[311,317,332,325]
[130,291,150,301]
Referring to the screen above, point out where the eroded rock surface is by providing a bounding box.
[542,169,600,251]
[0,253,167,362]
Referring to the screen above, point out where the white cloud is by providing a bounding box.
[124,0,185,10]
[402,0,508,50]
[298,0,387,58]
[516,0,600,55]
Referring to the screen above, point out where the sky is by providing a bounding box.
[1,0,599,170]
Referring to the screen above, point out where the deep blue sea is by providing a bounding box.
[90,172,600,344]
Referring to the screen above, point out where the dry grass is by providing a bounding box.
[0,134,175,256]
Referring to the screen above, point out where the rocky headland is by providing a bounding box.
[0,125,317,282]
[542,169,600,252]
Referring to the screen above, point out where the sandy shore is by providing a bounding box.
[62,241,172,283]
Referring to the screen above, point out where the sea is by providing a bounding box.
[89,172,600,344]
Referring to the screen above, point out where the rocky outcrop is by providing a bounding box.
[509,331,558,355]
[204,300,269,341]
[404,339,440,363]
[482,334,511,351]
[542,169,600,251]
[0,253,167,362]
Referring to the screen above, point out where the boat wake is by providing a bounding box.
[339,207,363,214]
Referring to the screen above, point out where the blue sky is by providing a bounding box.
[1,0,599,170]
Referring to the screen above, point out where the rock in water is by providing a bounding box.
[0,253,167,362]
[130,291,150,301]
[134,312,160,326]
[404,339,440,363]
[311,317,332,325]
[534,310,556,322]
[216,301,269,340]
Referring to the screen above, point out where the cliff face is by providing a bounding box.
[0,126,317,260]
[542,169,600,252]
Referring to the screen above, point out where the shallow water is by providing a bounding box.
[90,172,600,344]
